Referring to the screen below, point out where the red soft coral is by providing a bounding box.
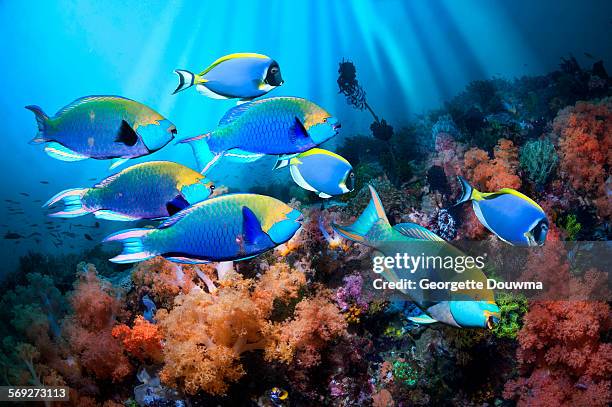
[63,264,132,383]
[463,138,521,191]
[555,99,612,219]
[112,316,163,363]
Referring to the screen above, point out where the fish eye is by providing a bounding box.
[209,185,215,191]
[350,172,355,178]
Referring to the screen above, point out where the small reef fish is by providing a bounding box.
[179,97,340,173]
[173,53,283,100]
[84,234,93,241]
[4,232,23,239]
[26,96,176,169]
[20,192,30,196]
[104,193,303,264]
[269,387,289,407]
[40,181,49,184]
[142,295,157,323]
[455,176,548,246]
[43,161,214,221]
[275,148,355,198]
[333,185,500,329]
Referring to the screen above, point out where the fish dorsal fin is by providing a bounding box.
[393,223,444,241]
[115,120,139,146]
[290,117,309,142]
[199,53,269,76]
[94,171,122,188]
[55,95,131,116]
[158,201,204,229]
[242,206,269,246]
[218,103,253,126]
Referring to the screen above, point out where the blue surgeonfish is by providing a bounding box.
[332,185,500,329]
[455,176,549,246]
[173,53,283,100]
[274,148,355,198]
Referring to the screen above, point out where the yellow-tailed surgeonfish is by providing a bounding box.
[43,161,214,221]
[455,176,549,246]
[104,193,303,264]
[26,96,176,169]
[332,185,500,329]
[274,148,355,198]
[173,53,283,100]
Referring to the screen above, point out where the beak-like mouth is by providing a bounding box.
[332,123,341,131]
[296,213,304,223]
[486,316,499,329]
[168,125,177,138]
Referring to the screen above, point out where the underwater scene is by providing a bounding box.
[1,0,611,406]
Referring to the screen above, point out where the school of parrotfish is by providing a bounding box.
[25,52,550,329]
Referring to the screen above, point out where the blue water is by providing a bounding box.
[0,0,610,272]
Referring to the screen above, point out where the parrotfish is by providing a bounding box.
[173,53,283,100]
[332,185,500,329]
[104,193,303,264]
[43,161,214,221]
[274,148,355,198]
[455,176,548,246]
[26,96,176,169]
[179,97,340,173]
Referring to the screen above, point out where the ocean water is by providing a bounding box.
[0,1,610,405]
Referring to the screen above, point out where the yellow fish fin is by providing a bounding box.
[199,53,269,76]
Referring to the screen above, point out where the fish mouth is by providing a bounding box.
[332,123,341,131]
[486,316,499,329]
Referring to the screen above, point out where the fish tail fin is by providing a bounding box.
[455,176,478,205]
[332,185,390,244]
[172,70,206,94]
[103,228,156,263]
[43,188,90,218]
[25,105,50,144]
[176,133,222,174]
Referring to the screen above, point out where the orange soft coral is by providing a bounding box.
[112,316,163,363]
[555,99,612,219]
[131,257,197,308]
[63,264,132,383]
[463,138,521,191]
[266,292,348,368]
[157,264,305,395]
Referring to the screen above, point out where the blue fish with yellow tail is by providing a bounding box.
[26,96,176,169]
[178,97,340,173]
[43,161,214,221]
[332,185,500,329]
[274,148,355,198]
[173,53,283,100]
[455,176,548,246]
[104,193,303,264]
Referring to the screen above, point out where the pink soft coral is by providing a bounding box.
[555,99,612,219]
[63,264,132,383]
[131,257,198,308]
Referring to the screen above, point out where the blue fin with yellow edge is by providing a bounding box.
[407,314,438,324]
[393,223,444,241]
[332,185,390,243]
[44,142,88,162]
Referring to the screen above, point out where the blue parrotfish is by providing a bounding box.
[26,96,176,169]
[274,148,355,198]
[455,176,549,246]
[178,97,340,173]
[332,185,500,329]
[173,53,283,100]
[43,161,213,221]
[104,193,303,264]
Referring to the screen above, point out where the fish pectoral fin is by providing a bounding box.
[44,142,89,162]
[290,117,309,142]
[318,192,333,199]
[407,314,439,325]
[242,206,272,249]
[166,195,190,216]
[115,120,139,146]
[109,157,130,170]
[94,210,138,221]
[224,149,264,163]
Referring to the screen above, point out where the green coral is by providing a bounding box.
[491,292,528,339]
[520,139,558,187]
[559,214,582,241]
[392,359,420,387]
